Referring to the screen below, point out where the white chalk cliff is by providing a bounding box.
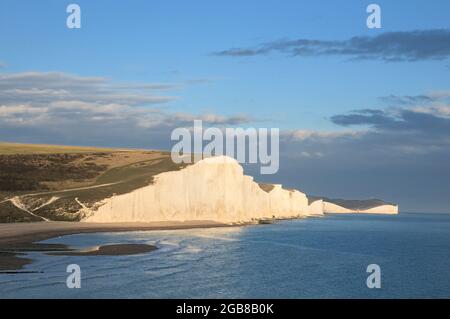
[323,202,398,214]
[83,156,398,223]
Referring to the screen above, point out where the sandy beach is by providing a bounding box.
[0,220,231,245]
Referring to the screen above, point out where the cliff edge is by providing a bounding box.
[84,156,398,223]
[84,156,318,223]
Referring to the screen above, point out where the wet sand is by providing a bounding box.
[47,244,157,256]
[0,221,231,271]
[0,252,33,272]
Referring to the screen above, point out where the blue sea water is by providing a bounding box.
[1,212,450,298]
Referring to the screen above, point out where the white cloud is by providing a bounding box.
[172,112,253,125]
[0,71,256,147]
[0,71,177,106]
[411,105,450,117]
[284,129,365,141]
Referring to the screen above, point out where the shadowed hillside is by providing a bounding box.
[0,143,187,222]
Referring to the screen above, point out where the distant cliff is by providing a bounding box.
[309,197,398,215]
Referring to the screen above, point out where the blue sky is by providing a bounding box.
[1,1,450,211]
[2,0,449,130]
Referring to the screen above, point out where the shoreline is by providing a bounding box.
[0,220,235,271]
[0,220,234,246]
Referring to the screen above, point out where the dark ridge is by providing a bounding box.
[258,183,275,193]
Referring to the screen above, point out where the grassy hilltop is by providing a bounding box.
[0,142,120,155]
[0,142,187,222]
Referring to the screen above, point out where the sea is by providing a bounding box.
[1,212,450,298]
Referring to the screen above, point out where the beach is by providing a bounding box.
[0,221,230,271]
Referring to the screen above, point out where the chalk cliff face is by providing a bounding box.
[323,202,355,214]
[83,156,399,223]
[322,201,398,214]
[84,156,317,223]
[307,200,324,215]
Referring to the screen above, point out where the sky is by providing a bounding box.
[1,0,450,212]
